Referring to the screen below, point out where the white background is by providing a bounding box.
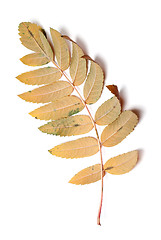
[0,0,161,239]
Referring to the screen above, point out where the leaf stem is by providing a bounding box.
[50,60,104,225]
[97,145,104,226]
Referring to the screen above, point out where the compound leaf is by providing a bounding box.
[69,164,105,185]
[101,110,138,147]
[29,95,84,120]
[18,81,73,103]
[104,150,138,175]
[16,67,62,85]
[95,96,121,125]
[17,22,140,225]
[83,59,104,104]
[39,115,93,136]
[50,28,70,70]
[49,137,99,158]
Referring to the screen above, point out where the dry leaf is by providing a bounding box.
[104,150,138,175]
[62,36,87,86]
[83,60,104,104]
[69,164,105,185]
[29,95,84,120]
[19,22,44,52]
[70,42,87,85]
[17,22,140,225]
[20,53,49,66]
[49,137,99,158]
[18,81,73,103]
[39,31,53,60]
[106,85,120,99]
[19,22,52,65]
[16,67,62,85]
[39,115,93,136]
[50,28,70,70]
[95,96,121,125]
[101,110,138,147]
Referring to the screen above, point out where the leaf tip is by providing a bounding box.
[20,57,25,64]
[28,111,36,118]
[16,75,20,80]
[38,126,42,131]
[68,179,78,185]
[48,149,53,154]
[17,93,23,99]
[50,27,54,32]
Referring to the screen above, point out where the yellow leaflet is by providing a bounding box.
[70,42,87,86]
[83,60,104,104]
[101,110,138,147]
[50,28,70,70]
[69,164,105,185]
[39,115,93,136]
[18,81,73,103]
[95,96,121,125]
[20,53,49,66]
[39,31,53,60]
[104,150,138,175]
[16,67,62,85]
[19,22,44,52]
[29,95,84,120]
[49,137,99,159]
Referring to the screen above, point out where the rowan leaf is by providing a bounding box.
[104,150,138,175]
[101,110,138,147]
[95,96,121,125]
[39,31,53,60]
[29,95,84,120]
[106,84,120,99]
[19,22,44,52]
[17,22,140,225]
[69,164,105,185]
[83,59,104,104]
[50,28,70,70]
[39,115,93,136]
[49,137,99,159]
[16,67,62,85]
[20,53,49,66]
[18,81,73,103]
